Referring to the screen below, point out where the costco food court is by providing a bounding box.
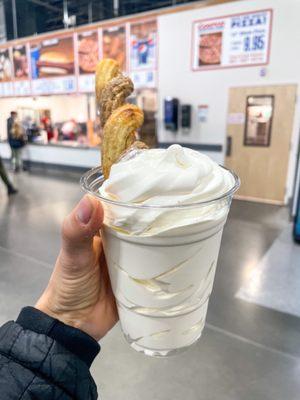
[0,0,299,210]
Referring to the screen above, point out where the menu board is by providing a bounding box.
[30,35,76,94]
[192,9,272,70]
[77,30,99,92]
[102,26,126,71]
[0,17,159,97]
[13,44,31,96]
[130,20,157,71]
[0,47,14,96]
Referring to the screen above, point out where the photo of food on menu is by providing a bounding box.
[13,45,29,79]
[30,36,74,79]
[130,20,157,70]
[102,26,126,71]
[78,31,98,74]
[0,48,13,81]
[198,32,223,66]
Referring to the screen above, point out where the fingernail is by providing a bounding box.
[76,196,93,224]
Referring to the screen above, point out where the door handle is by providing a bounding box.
[226,136,232,157]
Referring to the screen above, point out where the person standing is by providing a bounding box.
[41,110,54,142]
[7,111,17,142]
[0,154,18,195]
[7,111,26,172]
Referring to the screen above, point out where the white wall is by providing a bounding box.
[157,0,300,199]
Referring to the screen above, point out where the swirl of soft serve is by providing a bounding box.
[100,144,235,235]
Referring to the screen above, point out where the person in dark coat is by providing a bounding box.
[7,111,26,172]
[0,195,118,399]
[6,111,16,137]
[0,154,18,195]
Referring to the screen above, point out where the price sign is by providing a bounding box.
[130,70,156,89]
[14,80,31,96]
[78,74,95,92]
[192,9,272,71]
[0,82,14,96]
[32,76,76,95]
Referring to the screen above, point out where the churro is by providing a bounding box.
[102,104,144,179]
[95,58,146,179]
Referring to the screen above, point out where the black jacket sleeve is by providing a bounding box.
[0,307,100,400]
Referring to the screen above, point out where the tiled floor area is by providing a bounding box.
[1,170,300,400]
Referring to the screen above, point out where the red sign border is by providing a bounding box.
[190,8,273,72]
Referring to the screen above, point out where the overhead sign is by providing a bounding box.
[192,9,273,71]
[0,17,158,96]
[30,35,76,95]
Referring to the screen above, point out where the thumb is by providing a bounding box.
[36,195,105,322]
[61,195,104,257]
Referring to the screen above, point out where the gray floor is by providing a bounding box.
[1,170,300,400]
[237,224,300,318]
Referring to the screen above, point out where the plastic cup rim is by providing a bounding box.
[80,165,240,210]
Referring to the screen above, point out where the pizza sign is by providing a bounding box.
[192,9,273,71]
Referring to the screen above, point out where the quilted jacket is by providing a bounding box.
[0,307,100,399]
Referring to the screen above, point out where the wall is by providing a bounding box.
[157,0,300,199]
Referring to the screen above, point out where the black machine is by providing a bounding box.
[164,97,179,132]
[181,104,192,129]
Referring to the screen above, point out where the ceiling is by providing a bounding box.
[3,0,200,40]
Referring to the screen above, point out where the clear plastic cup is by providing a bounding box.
[81,165,240,357]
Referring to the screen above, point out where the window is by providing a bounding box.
[244,95,274,147]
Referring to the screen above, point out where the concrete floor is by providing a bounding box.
[237,224,300,318]
[1,171,300,400]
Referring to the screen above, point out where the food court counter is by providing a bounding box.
[0,141,101,170]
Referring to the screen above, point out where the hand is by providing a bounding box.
[36,195,118,341]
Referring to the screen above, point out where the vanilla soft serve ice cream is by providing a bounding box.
[98,145,238,356]
[100,145,235,235]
